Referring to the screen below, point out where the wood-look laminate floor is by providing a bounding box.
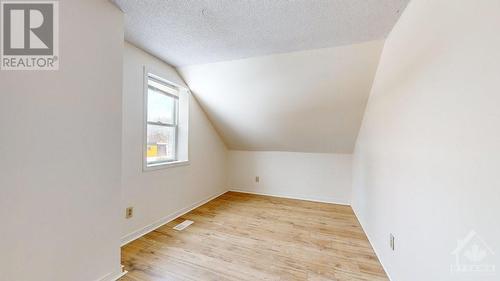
[120,192,388,281]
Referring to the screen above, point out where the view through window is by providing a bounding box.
[146,75,179,166]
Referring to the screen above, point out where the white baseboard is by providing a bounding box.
[228,189,350,206]
[121,190,228,246]
[97,267,127,281]
[352,206,393,281]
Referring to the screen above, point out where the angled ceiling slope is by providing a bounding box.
[114,0,409,153]
[179,40,384,153]
[113,0,409,66]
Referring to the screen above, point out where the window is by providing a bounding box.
[145,74,180,167]
[144,68,189,170]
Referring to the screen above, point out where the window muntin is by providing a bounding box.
[146,74,179,166]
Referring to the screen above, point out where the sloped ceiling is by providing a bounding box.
[179,40,384,153]
[113,0,409,153]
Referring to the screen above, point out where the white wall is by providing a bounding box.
[179,40,384,153]
[352,1,500,281]
[228,151,352,205]
[121,43,228,243]
[0,1,123,281]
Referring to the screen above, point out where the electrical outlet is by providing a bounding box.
[390,233,395,251]
[126,207,134,219]
[255,176,260,183]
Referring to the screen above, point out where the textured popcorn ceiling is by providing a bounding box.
[113,0,410,153]
[113,0,409,66]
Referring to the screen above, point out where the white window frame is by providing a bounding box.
[143,66,189,171]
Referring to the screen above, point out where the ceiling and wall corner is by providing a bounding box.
[178,40,385,153]
[113,0,410,153]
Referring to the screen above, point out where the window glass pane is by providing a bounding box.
[147,88,177,124]
[146,125,176,164]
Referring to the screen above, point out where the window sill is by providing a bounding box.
[143,160,190,172]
